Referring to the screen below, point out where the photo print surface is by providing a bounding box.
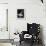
[17,9,24,18]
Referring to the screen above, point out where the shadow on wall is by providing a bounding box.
[40,25,45,46]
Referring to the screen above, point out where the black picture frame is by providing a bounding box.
[17,9,24,18]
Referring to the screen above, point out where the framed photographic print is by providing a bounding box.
[17,9,24,18]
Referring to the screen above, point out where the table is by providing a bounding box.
[14,34,20,46]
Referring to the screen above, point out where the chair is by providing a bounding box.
[19,23,40,46]
[27,23,40,43]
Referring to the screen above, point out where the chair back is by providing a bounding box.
[27,23,40,35]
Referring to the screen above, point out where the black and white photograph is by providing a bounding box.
[17,9,24,18]
[0,0,46,46]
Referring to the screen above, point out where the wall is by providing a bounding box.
[9,0,46,45]
[0,0,8,3]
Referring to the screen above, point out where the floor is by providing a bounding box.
[19,41,43,46]
[0,40,43,46]
[0,43,13,46]
[0,42,43,46]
